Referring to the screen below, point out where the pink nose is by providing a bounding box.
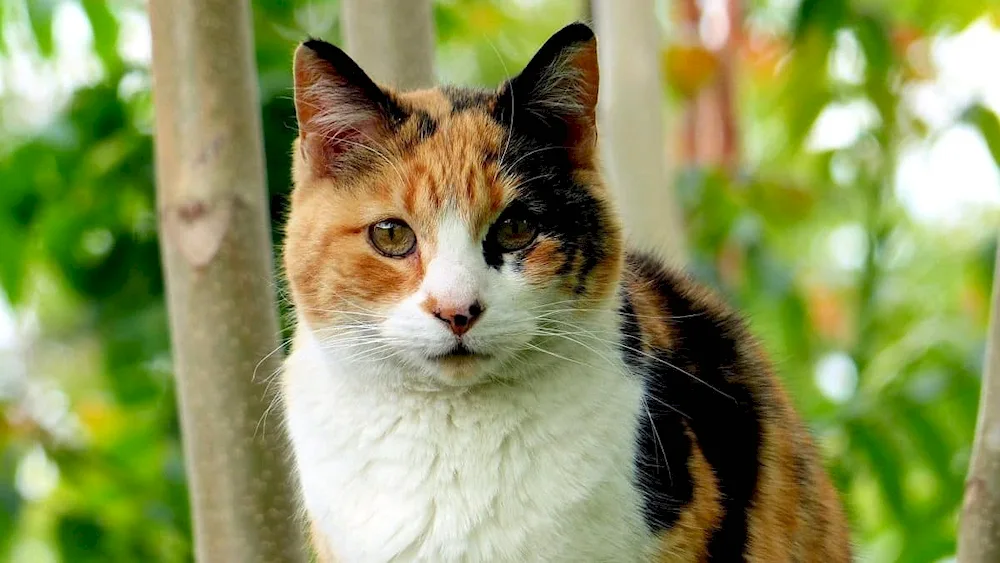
[432,301,484,336]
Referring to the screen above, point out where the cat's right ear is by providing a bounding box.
[293,40,405,177]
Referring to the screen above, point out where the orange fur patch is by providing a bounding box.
[285,88,522,325]
[521,238,565,286]
[655,438,722,560]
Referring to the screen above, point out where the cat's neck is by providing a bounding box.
[282,315,649,561]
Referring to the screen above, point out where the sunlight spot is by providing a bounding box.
[903,19,1000,131]
[895,124,1000,224]
[118,9,151,65]
[829,152,859,186]
[827,224,867,272]
[829,29,864,85]
[814,352,858,403]
[806,99,881,151]
[15,444,59,501]
[0,292,15,350]
[118,70,148,101]
[82,228,114,258]
[11,539,57,563]
[0,293,22,401]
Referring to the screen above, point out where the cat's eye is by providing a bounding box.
[369,219,417,257]
[491,210,538,252]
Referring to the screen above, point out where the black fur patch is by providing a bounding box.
[442,86,493,113]
[486,41,608,282]
[622,294,696,530]
[624,253,763,561]
[413,110,437,140]
[483,22,606,281]
[619,294,646,369]
[483,122,607,283]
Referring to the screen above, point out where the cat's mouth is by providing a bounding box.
[431,343,488,362]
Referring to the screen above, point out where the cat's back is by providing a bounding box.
[620,252,852,562]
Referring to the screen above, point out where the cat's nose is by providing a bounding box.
[432,301,484,336]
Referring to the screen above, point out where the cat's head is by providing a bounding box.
[284,23,624,387]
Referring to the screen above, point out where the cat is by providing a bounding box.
[281,22,852,563]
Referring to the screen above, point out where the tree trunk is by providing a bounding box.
[593,0,688,265]
[148,0,306,561]
[341,0,437,90]
[958,242,1000,562]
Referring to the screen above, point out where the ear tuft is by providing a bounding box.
[498,23,600,164]
[505,23,598,121]
[293,39,405,177]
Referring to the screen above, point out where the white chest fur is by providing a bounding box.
[282,332,653,562]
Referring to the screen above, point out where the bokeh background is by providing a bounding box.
[1,0,998,561]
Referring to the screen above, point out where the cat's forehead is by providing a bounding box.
[392,87,513,233]
[397,86,498,119]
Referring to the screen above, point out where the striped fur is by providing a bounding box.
[282,22,851,562]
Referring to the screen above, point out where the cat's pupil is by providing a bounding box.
[492,212,537,253]
[369,219,416,257]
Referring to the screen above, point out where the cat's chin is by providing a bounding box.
[424,351,496,386]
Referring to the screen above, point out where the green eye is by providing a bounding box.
[492,210,538,252]
[369,219,417,257]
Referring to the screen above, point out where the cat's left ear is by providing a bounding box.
[498,23,599,165]
[293,39,406,177]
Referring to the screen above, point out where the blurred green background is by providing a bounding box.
[1,0,998,561]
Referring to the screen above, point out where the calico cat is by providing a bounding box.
[281,22,851,563]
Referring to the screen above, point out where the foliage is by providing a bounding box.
[0,0,997,561]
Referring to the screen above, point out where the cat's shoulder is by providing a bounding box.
[620,250,753,357]
[620,250,852,562]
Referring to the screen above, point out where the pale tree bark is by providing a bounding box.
[593,0,688,265]
[958,242,1000,562]
[149,0,306,561]
[341,0,437,90]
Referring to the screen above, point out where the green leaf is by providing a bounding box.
[781,31,833,150]
[895,401,956,482]
[57,512,110,562]
[26,0,57,57]
[854,13,895,128]
[81,0,121,73]
[850,418,910,524]
[434,4,461,42]
[0,1,7,55]
[0,450,22,558]
[0,219,26,303]
[962,104,1000,168]
[793,0,848,43]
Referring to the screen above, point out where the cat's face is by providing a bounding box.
[284,24,623,386]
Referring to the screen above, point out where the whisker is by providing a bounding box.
[500,145,571,174]
[484,35,516,187]
[533,318,737,403]
[521,341,602,371]
[534,308,705,321]
[253,336,294,383]
[297,308,388,319]
[643,395,672,486]
[341,343,397,363]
